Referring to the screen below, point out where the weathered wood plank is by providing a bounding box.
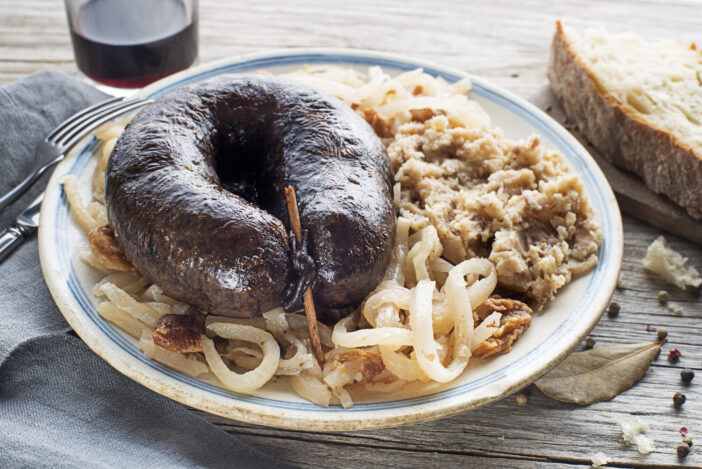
[233,434,588,469]
[2,0,700,95]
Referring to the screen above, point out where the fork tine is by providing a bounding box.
[58,99,152,149]
[47,96,123,141]
[51,97,126,143]
[53,97,149,145]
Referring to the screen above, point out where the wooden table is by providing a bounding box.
[2,1,700,467]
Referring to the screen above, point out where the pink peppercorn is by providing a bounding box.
[668,348,683,363]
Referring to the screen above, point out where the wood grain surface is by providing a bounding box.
[1,0,701,467]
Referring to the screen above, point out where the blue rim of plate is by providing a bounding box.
[47,51,620,416]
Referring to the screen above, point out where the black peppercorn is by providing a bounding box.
[677,442,690,458]
[585,336,596,349]
[681,368,695,384]
[683,435,693,447]
[673,392,686,407]
[607,302,620,317]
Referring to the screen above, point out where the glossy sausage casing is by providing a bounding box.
[105,74,395,318]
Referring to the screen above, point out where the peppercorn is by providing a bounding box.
[607,302,620,317]
[516,393,528,405]
[681,427,688,436]
[658,290,669,303]
[585,336,596,349]
[668,348,683,363]
[673,392,686,407]
[657,327,669,340]
[681,368,695,384]
[677,442,690,458]
[683,435,693,447]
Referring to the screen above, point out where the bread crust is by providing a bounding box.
[548,20,702,220]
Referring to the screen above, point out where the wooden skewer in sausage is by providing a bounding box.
[285,186,325,366]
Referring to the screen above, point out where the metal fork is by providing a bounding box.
[0,96,153,213]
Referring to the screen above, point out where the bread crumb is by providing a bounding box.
[617,416,655,454]
[617,274,625,289]
[590,451,609,467]
[642,236,701,289]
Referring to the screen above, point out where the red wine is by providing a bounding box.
[69,0,198,88]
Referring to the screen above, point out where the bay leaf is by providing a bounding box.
[534,341,662,404]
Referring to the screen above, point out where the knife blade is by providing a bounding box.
[0,193,43,263]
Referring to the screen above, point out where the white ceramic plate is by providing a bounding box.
[39,49,623,431]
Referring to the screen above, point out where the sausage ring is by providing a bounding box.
[105,74,395,319]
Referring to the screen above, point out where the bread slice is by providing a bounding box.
[548,20,702,219]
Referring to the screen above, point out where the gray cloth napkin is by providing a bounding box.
[0,70,294,469]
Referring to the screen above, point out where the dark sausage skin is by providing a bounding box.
[105,74,395,319]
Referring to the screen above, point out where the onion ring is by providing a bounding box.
[202,322,280,392]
